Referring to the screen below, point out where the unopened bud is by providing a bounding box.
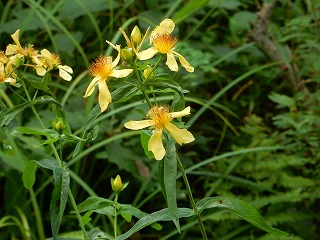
[143,65,154,80]
[52,118,65,133]
[111,175,123,192]
[121,48,133,62]
[131,26,141,43]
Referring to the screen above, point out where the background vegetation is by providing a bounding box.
[0,0,319,239]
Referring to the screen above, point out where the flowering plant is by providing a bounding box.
[0,19,288,240]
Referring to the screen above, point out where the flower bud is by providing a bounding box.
[131,26,141,43]
[111,175,123,192]
[143,65,154,80]
[121,48,133,62]
[52,117,65,133]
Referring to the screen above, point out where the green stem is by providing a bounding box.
[114,193,119,238]
[20,79,62,167]
[133,64,153,108]
[177,155,208,240]
[29,188,46,240]
[68,189,88,240]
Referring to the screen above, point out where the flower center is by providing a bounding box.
[151,33,177,54]
[89,55,113,78]
[147,106,172,129]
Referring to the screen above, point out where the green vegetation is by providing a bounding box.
[0,0,319,239]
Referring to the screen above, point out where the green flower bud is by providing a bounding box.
[52,117,65,133]
[143,65,154,80]
[131,26,142,43]
[121,48,133,62]
[111,175,123,192]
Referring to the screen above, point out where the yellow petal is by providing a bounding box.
[35,67,46,76]
[11,30,22,48]
[151,19,175,40]
[98,79,111,112]
[170,106,191,119]
[106,41,121,67]
[84,76,100,97]
[165,122,195,145]
[58,67,72,81]
[109,69,133,78]
[173,51,194,73]
[137,47,159,60]
[148,128,166,160]
[124,120,154,130]
[166,52,178,71]
[5,44,18,55]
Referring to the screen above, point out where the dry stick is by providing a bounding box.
[248,3,307,93]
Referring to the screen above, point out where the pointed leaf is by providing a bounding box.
[196,197,289,236]
[22,160,39,190]
[140,130,154,159]
[163,139,179,231]
[77,196,115,213]
[111,85,139,103]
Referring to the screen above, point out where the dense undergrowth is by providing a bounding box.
[0,0,319,239]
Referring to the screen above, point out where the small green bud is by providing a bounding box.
[121,48,133,62]
[52,117,65,133]
[111,175,123,192]
[131,26,141,43]
[143,65,154,80]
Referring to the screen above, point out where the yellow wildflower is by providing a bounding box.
[124,106,195,160]
[84,42,133,112]
[0,63,16,85]
[32,49,73,81]
[137,19,194,73]
[5,29,37,58]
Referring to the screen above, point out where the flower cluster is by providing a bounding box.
[0,29,73,86]
[84,18,195,160]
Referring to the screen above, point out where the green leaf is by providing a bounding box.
[115,208,193,240]
[172,0,209,24]
[77,196,115,213]
[50,162,70,239]
[196,197,289,236]
[163,139,180,232]
[82,211,93,226]
[145,79,189,95]
[268,92,295,109]
[34,95,62,106]
[111,85,139,103]
[140,130,154,159]
[84,104,101,132]
[12,127,59,138]
[22,160,39,190]
[0,102,30,132]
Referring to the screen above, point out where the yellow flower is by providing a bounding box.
[32,49,73,81]
[84,42,133,112]
[0,62,16,85]
[137,19,194,73]
[124,106,195,160]
[5,29,37,58]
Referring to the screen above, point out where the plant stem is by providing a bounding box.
[114,193,119,238]
[20,79,62,167]
[176,154,208,240]
[133,62,153,108]
[29,188,46,240]
[68,189,88,240]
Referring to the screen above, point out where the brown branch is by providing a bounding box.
[248,3,305,93]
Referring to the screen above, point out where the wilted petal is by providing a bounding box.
[165,122,195,145]
[84,76,100,97]
[109,69,133,78]
[98,79,112,112]
[148,128,166,160]
[170,106,191,118]
[59,66,72,81]
[137,47,159,60]
[173,51,194,73]
[166,52,178,72]
[124,120,154,130]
